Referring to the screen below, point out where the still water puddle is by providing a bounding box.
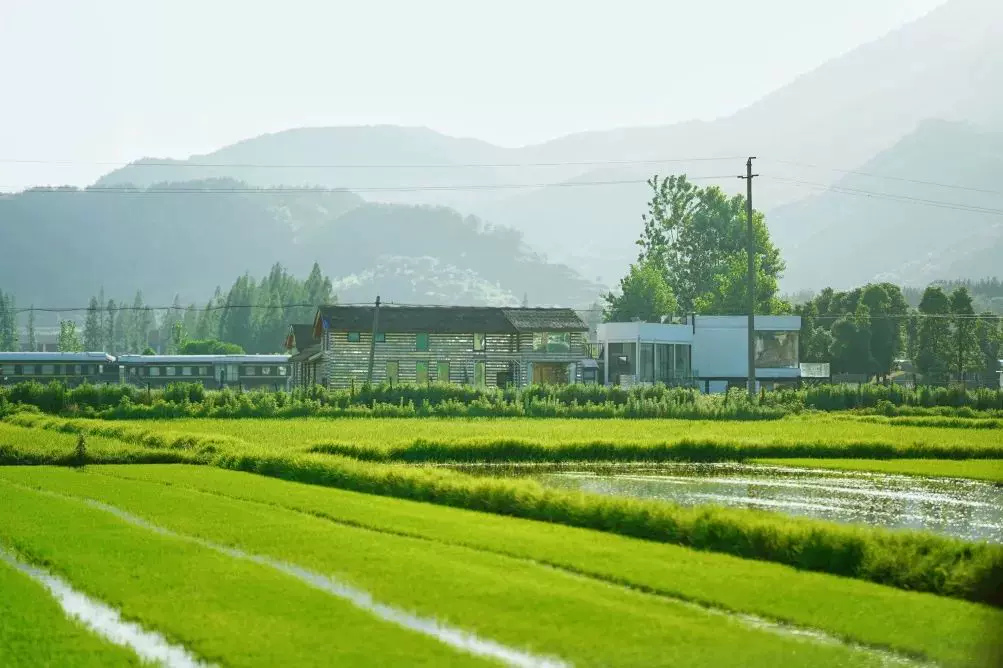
[452,463,1003,543]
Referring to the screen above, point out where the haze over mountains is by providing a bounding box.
[3,0,1001,308]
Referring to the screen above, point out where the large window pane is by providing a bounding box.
[675,344,690,377]
[638,344,655,382]
[755,331,799,368]
[532,332,571,353]
[416,333,429,352]
[473,333,485,351]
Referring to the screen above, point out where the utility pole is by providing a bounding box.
[739,157,758,399]
[366,295,381,384]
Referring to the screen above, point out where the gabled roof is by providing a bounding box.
[313,306,587,337]
[286,324,320,351]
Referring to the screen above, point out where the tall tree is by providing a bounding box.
[219,275,257,352]
[974,314,1003,386]
[916,286,952,377]
[949,287,981,382]
[105,299,118,353]
[0,290,17,351]
[26,306,36,352]
[829,305,873,375]
[636,175,786,314]
[58,320,83,352]
[603,261,678,323]
[860,283,908,381]
[83,297,102,351]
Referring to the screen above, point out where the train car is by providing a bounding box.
[0,352,118,387]
[116,354,290,390]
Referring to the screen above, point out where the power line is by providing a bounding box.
[766,159,1003,196]
[2,175,734,195]
[0,156,744,169]
[764,176,1003,217]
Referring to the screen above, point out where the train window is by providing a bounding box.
[75,365,83,375]
[198,367,207,376]
[166,367,176,377]
[262,366,271,375]
[23,365,34,375]
[278,366,287,376]
[98,365,104,374]
[42,365,55,375]
[150,367,161,377]
[182,367,192,376]
[1,365,13,375]
[245,366,256,376]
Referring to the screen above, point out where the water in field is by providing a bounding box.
[453,463,1003,543]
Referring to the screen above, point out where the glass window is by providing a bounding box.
[657,344,671,381]
[386,361,399,385]
[473,333,485,351]
[532,332,571,353]
[474,361,486,386]
[41,365,55,375]
[23,365,34,375]
[1,365,13,375]
[166,366,177,376]
[262,366,271,375]
[755,331,799,369]
[182,367,192,376]
[347,332,361,343]
[436,361,450,383]
[245,366,256,376]
[607,342,635,377]
[675,344,690,376]
[416,360,429,384]
[415,333,429,352]
[375,332,386,343]
[278,366,287,376]
[638,344,655,382]
[149,367,161,377]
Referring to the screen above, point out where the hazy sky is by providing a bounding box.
[1,0,946,190]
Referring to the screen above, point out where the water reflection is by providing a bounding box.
[451,463,1003,543]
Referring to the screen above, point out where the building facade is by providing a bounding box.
[312,306,590,389]
[596,315,802,391]
[284,324,323,388]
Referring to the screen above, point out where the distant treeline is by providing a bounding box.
[796,282,1002,382]
[0,262,334,355]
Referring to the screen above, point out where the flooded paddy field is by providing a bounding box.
[451,462,1003,543]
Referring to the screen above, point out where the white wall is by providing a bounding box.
[692,316,800,379]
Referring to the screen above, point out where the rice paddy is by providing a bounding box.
[2,410,1002,666]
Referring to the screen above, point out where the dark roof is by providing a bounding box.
[314,306,586,335]
[289,324,320,350]
[288,343,322,363]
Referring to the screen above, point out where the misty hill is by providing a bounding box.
[92,0,1003,287]
[769,120,1003,290]
[0,182,601,309]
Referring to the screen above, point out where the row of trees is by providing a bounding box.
[2,262,336,355]
[798,284,1002,382]
[604,175,787,322]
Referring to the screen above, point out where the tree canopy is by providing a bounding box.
[602,261,677,323]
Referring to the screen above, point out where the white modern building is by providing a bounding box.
[596,315,802,392]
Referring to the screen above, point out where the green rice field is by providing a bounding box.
[2,412,1002,666]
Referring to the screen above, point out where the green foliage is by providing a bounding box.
[179,339,245,355]
[57,320,83,352]
[0,289,19,352]
[916,286,952,375]
[602,260,677,322]
[83,297,102,351]
[635,174,786,314]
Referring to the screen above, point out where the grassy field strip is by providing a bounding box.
[6,416,1001,605]
[11,413,1003,460]
[0,549,207,668]
[0,469,909,668]
[751,458,1003,483]
[38,466,1003,668]
[0,482,492,667]
[96,464,1003,668]
[0,554,144,668]
[0,421,198,466]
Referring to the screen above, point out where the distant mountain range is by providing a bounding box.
[0,182,600,309]
[5,0,1002,308]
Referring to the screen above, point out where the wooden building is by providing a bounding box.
[311,306,589,389]
[284,324,323,388]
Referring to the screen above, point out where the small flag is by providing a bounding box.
[322,317,330,330]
